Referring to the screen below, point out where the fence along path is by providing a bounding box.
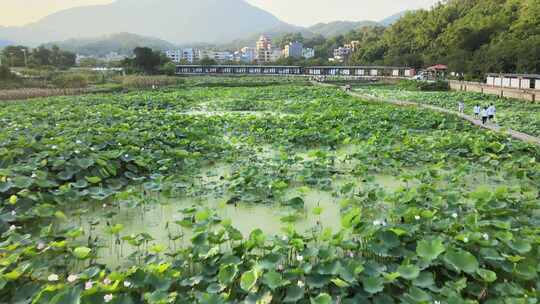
[313,81,540,147]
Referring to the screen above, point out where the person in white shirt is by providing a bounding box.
[487,104,496,121]
[473,104,481,119]
[458,101,465,114]
[481,107,488,125]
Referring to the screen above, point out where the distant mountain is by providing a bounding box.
[380,11,410,26]
[0,39,14,48]
[44,33,176,56]
[0,0,287,45]
[308,21,380,37]
[222,19,384,50]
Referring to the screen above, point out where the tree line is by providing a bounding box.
[350,0,539,79]
[1,45,76,69]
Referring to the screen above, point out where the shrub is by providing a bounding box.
[0,65,17,80]
[398,79,449,91]
[121,75,184,89]
[52,73,89,88]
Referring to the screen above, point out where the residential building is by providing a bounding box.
[271,49,283,62]
[256,35,273,63]
[165,50,182,63]
[104,52,127,62]
[345,40,361,52]
[235,47,257,63]
[199,50,233,62]
[283,41,303,58]
[184,48,200,63]
[302,48,315,59]
[332,46,353,63]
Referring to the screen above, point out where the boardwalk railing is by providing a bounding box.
[176,65,416,78]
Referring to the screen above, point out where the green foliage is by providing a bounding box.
[51,73,89,88]
[120,75,184,89]
[351,0,540,78]
[397,79,450,91]
[0,81,539,303]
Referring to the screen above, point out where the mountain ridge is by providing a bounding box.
[0,0,287,46]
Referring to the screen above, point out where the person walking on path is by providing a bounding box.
[473,104,481,119]
[487,104,496,122]
[481,107,489,125]
[458,101,465,114]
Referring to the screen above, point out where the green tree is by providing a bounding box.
[132,47,166,74]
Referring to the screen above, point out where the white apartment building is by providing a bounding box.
[199,50,234,62]
[165,50,182,63]
[165,48,200,63]
[256,35,273,63]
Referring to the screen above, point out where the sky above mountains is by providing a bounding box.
[2,0,439,27]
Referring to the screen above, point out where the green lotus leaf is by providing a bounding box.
[477,269,497,283]
[85,176,102,184]
[73,246,92,260]
[444,249,479,274]
[283,285,304,303]
[218,264,237,285]
[13,176,33,189]
[362,276,384,294]
[240,269,259,292]
[397,265,420,280]
[311,293,332,304]
[262,271,288,290]
[416,238,445,261]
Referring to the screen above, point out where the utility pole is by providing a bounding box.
[22,49,28,68]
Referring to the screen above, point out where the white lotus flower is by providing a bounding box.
[483,233,489,241]
[102,204,107,208]
[48,274,59,282]
[31,173,37,178]
[281,236,288,242]
[463,237,469,243]
[297,281,305,288]
[373,220,381,226]
[104,294,114,303]
[52,145,58,150]
[76,140,82,144]
[37,242,46,250]
[296,255,304,262]
[123,281,132,288]
[9,225,17,231]
[74,150,80,154]
[452,213,458,219]
[415,215,421,221]
[11,210,16,216]
[103,278,112,285]
[84,281,93,290]
[67,274,78,283]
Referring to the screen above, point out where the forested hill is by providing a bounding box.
[351,0,540,78]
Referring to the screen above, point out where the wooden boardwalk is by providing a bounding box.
[314,81,540,146]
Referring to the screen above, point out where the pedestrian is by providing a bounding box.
[487,103,496,122]
[458,101,465,114]
[481,107,488,125]
[473,104,480,119]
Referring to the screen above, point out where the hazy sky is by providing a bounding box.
[0,0,440,27]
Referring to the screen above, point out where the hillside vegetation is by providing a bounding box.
[352,0,540,78]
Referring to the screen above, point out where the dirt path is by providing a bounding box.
[314,81,540,146]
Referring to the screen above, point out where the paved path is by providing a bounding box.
[313,81,540,146]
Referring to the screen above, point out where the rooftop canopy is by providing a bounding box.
[486,73,540,79]
[426,64,448,70]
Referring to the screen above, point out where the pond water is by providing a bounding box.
[71,187,343,268]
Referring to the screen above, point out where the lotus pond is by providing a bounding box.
[1,82,539,303]
[354,84,540,137]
